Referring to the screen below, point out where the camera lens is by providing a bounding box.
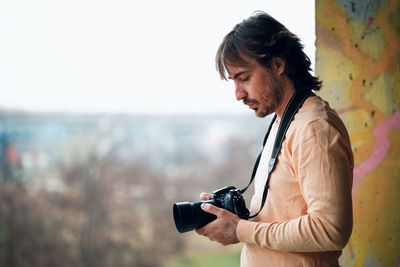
[173,201,217,233]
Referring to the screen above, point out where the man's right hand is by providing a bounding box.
[196,191,241,246]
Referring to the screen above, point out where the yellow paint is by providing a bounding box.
[316,44,355,110]
[341,110,376,166]
[397,75,400,101]
[358,26,385,60]
[350,130,400,266]
[364,71,399,117]
[349,135,375,166]
[316,0,400,265]
[346,108,374,138]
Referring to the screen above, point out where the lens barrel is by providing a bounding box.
[173,201,217,233]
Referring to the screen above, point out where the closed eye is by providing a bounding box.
[239,76,250,82]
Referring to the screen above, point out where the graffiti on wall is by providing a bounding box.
[315,0,400,266]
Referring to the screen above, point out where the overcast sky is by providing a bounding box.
[0,0,315,115]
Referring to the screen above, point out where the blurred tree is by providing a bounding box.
[0,115,261,267]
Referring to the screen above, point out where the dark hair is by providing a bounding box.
[216,11,322,92]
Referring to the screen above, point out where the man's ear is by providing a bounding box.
[272,57,285,76]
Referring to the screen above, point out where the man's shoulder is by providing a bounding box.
[293,94,342,126]
[288,94,349,142]
[297,95,331,120]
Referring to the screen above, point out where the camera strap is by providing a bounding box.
[239,90,309,219]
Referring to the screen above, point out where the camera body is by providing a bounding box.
[173,186,249,233]
[208,186,250,220]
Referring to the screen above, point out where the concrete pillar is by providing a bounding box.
[315,0,400,266]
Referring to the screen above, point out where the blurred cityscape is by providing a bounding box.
[0,110,270,267]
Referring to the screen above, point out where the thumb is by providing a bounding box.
[200,192,212,201]
[201,203,222,216]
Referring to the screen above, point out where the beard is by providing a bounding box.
[256,84,283,117]
[243,76,284,118]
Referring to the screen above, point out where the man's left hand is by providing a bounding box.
[195,203,241,246]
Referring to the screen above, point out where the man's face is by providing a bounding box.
[227,61,283,118]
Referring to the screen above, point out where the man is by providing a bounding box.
[195,12,353,266]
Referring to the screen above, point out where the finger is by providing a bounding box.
[201,203,222,216]
[195,224,211,236]
[200,192,212,201]
[195,228,204,235]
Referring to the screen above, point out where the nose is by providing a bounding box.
[235,83,247,101]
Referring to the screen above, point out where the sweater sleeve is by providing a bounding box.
[236,119,353,252]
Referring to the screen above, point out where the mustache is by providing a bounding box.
[243,97,259,105]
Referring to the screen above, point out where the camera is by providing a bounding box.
[173,186,250,233]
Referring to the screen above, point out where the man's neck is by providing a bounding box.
[274,83,295,121]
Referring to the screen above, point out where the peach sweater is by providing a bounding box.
[237,95,353,266]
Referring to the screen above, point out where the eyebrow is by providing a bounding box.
[228,71,250,80]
